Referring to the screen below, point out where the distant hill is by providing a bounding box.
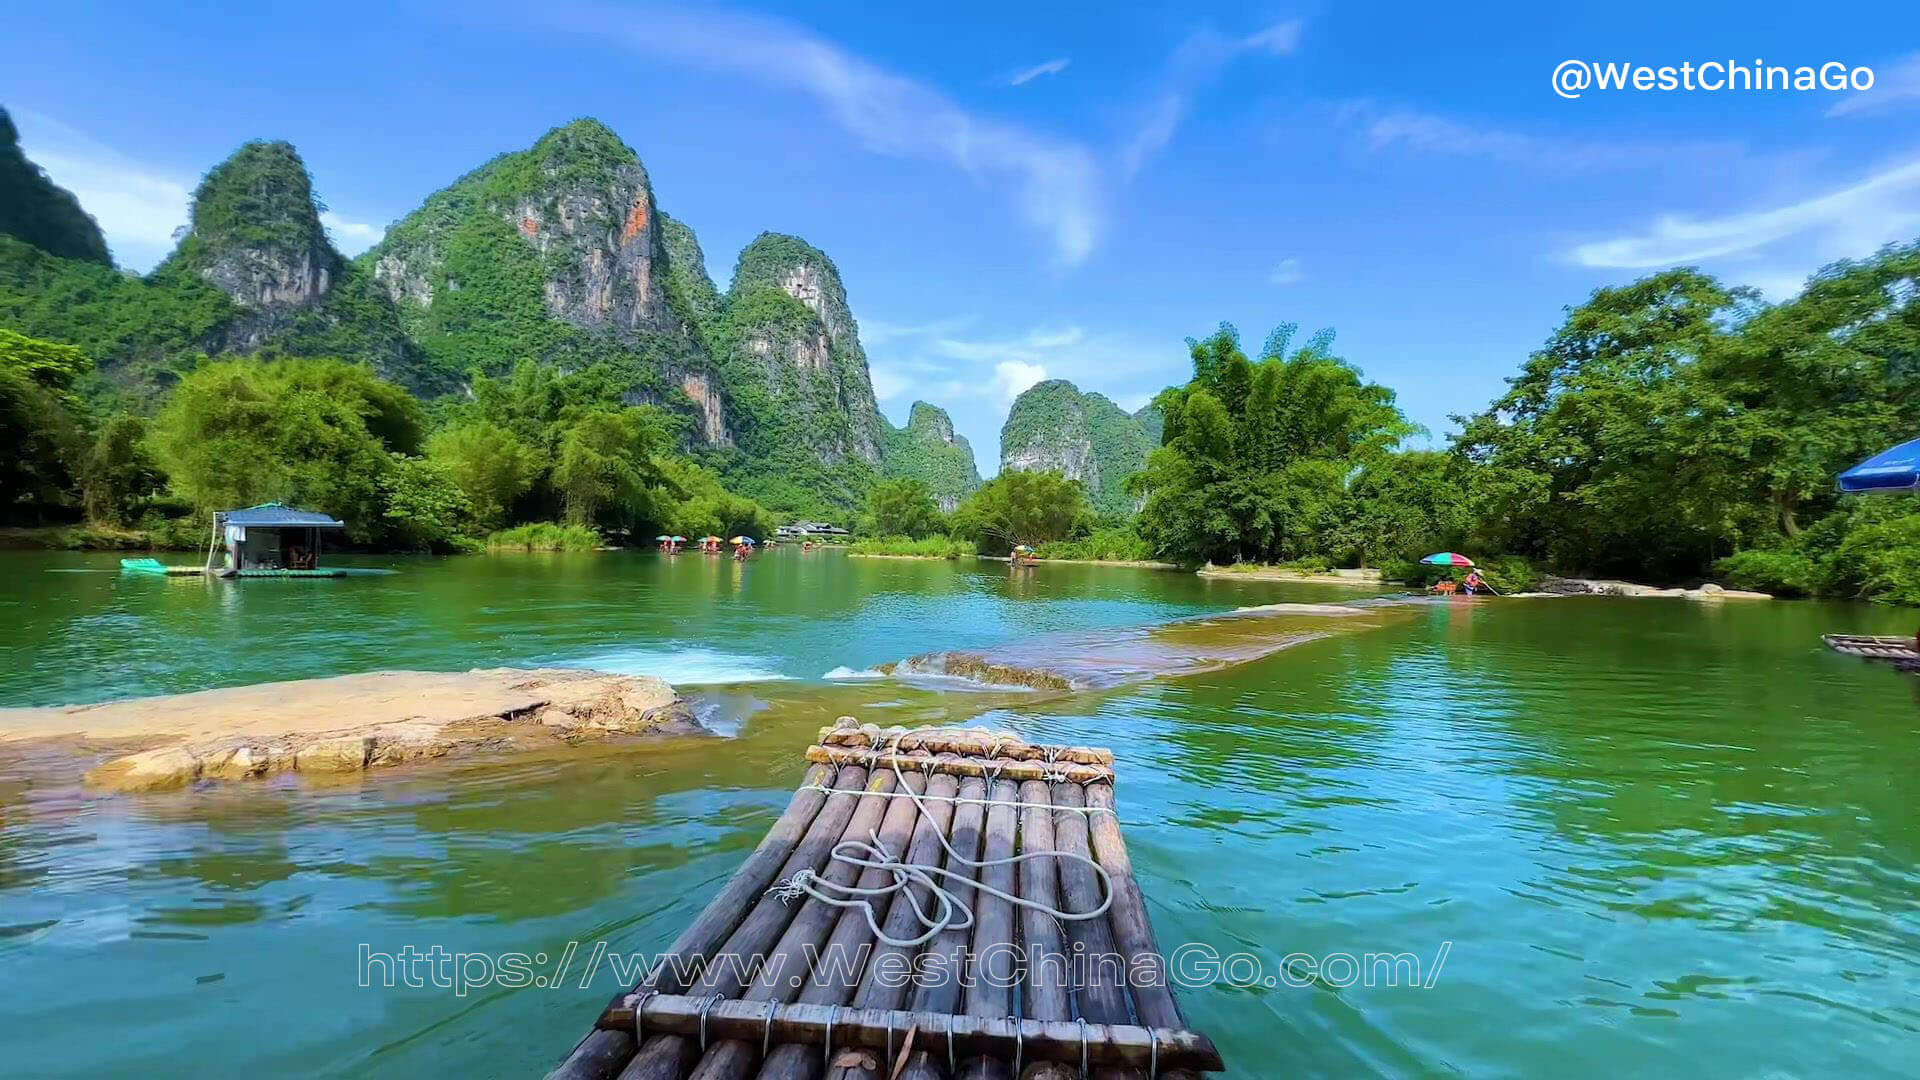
[884,401,982,511]
[1000,379,1157,516]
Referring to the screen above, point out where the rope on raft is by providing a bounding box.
[772,725,1117,949]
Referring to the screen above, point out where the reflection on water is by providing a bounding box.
[2,552,1919,1076]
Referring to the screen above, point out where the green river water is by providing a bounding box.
[2,549,1917,1077]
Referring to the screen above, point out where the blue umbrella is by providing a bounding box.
[1838,436,1920,494]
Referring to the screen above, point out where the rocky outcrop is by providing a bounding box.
[884,402,982,511]
[721,232,887,467]
[0,106,112,264]
[0,668,703,793]
[361,118,728,433]
[164,140,341,329]
[1000,380,1155,516]
[1538,577,1772,600]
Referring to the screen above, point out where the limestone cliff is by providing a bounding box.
[154,139,440,392]
[1000,379,1155,516]
[884,401,982,511]
[360,119,727,442]
[719,233,886,468]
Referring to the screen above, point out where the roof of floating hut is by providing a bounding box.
[218,503,347,528]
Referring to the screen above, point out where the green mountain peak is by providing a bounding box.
[0,106,112,265]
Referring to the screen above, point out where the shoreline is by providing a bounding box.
[1198,565,1391,586]
[0,668,702,792]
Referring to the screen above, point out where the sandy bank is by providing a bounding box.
[1198,565,1390,586]
[0,668,700,793]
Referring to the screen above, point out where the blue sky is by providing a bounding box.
[7,1,1920,470]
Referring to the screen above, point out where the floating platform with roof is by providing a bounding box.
[548,720,1224,1080]
[119,503,375,578]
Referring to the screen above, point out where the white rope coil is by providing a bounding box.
[776,726,1116,949]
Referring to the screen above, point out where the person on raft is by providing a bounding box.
[1463,569,1486,596]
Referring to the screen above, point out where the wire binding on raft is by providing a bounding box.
[780,725,1118,950]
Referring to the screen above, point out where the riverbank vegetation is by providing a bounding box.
[847,535,971,559]
[483,522,603,551]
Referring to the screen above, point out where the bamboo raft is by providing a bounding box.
[548,721,1223,1080]
[1822,633,1920,669]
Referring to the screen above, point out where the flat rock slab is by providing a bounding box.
[0,668,700,793]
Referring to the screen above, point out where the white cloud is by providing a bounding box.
[1346,102,1752,174]
[1269,257,1304,285]
[1120,20,1305,178]
[992,360,1048,403]
[12,110,191,271]
[1009,57,1070,86]
[1568,157,1920,270]
[551,3,1101,265]
[1829,52,1920,117]
[869,365,910,401]
[321,212,384,253]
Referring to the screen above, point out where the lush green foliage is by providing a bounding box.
[849,535,970,558]
[426,421,539,530]
[0,107,110,265]
[1133,324,1415,565]
[950,469,1093,552]
[863,477,945,539]
[484,521,602,551]
[1036,526,1155,562]
[0,327,88,521]
[148,357,424,540]
[882,402,981,508]
[381,456,478,552]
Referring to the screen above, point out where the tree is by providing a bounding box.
[426,420,540,530]
[864,477,944,538]
[381,455,476,551]
[550,406,667,529]
[79,414,163,525]
[0,328,89,522]
[1133,323,1414,565]
[148,357,423,539]
[953,470,1092,550]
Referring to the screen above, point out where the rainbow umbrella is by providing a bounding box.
[654,535,672,541]
[730,536,756,545]
[669,536,687,543]
[1421,552,1475,567]
[700,536,722,543]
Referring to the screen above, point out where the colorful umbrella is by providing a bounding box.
[654,535,671,541]
[669,536,687,543]
[1012,545,1034,554]
[1421,552,1475,567]
[700,536,722,542]
[730,536,756,545]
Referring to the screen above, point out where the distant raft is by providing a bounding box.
[547,721,1225,1079]
[1823,633,1920,670]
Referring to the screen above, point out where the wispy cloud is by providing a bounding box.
[1829,52,1920,117]
[1120,19,1304,178]
[1566,156,1920,297]
[1269,257,1304,285]
[547,3,1101,265]
[321,212,385,252]
[1343,102,1753,174]
[1009,57,1070,86]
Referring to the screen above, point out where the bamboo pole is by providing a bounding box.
[1084,783,1197,1080]
[895,775,988,1079]
[1014,780,1069,1072]
[807,746,1113,785]
[953,779,1020,1080]
[824,773,963,1080]
[757,772,931,1080]
[817,726,1114,766]
[548,763,836,1080]
[1051,782,1139,1080]
[684,771,902,1080]
[593,997,1225,1071]
[615,767,874,1080]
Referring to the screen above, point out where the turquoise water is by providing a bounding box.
[2,550,1917,1076]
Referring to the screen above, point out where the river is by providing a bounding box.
[2,549,1917,1077]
